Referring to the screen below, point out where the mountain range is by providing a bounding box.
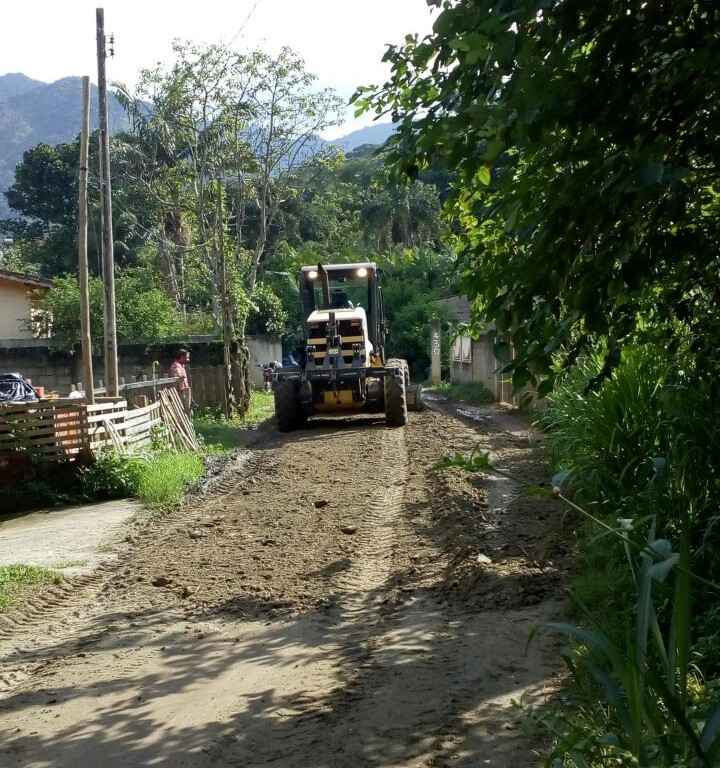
[0,73,129,217]
[0,72,397,219]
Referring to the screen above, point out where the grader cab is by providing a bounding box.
[273,262,422,431]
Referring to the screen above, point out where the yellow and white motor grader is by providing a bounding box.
[273,262,422,431]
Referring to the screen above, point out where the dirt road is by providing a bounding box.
[0,403,568,767]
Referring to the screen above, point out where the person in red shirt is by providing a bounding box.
[169,348,192,415]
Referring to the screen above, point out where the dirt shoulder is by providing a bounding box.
[0,402,569,767]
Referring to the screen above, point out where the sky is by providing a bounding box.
[1,0,436,138]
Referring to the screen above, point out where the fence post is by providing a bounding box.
[431,320,442,385]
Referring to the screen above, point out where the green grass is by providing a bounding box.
[242,390,275,424]
[429,380,495,404]
[135,452,204,510]
[0,564,62,611]
[194,390,275,451]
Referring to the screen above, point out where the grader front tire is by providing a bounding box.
[385,369,408,427]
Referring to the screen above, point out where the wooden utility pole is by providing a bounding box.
[78,77,95,404]
[97,130,109,388]
[217,181,235,418]
[97,132,104,278]
[96,7,119,397]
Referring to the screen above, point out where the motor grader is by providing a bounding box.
[273,262,422,431]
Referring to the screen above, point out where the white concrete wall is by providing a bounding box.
[247,335,283,388]
[0,280,35,340]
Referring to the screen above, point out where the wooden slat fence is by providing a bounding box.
[0,395,183,463]
[0,399,85,461]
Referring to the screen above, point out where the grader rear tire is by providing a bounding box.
[275,380,302,432]
[385,369,408,427]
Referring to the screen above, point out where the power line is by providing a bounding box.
[227,0,264,46]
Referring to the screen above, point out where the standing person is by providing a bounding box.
[169,348,192,415]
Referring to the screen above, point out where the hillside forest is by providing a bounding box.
[0,42,456,407]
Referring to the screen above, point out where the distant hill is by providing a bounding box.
[0,73,44,101]
[0,71,398,219]
[331,122,397,153]
[0,73,129,218]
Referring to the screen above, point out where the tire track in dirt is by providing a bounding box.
[0,451,259,697]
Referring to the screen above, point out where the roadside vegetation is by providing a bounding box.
[194,390,275,450]
[362,0,720,764]
[429,380,494,405]
[79,449,204,511]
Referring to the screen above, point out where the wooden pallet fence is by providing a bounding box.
[121,401,162,450]
[0,399,86,461]
[86,399,129,451]
[0,392,192,463]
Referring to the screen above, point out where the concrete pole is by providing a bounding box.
[77,76,95,404]
[431,319,442,385]
[96,7,119,397]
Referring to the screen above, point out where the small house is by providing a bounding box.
[433,296,515,404]
[0,269,51,341]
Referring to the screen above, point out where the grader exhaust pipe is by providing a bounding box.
[318,263,331,308]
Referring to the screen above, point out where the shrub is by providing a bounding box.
[537,342,720,764]
[539,346,672,517]
[78,451,145,500]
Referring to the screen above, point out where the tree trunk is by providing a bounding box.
[216,180,250,418]
[230,339,251,416]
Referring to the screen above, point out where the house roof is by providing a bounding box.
[436,295,471,324]
[0,269,52,290]
[436,295,496,334]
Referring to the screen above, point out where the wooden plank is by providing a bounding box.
[0,409,59,420]
[125,402,160,419]
[122,411,154,426]
[126,432,152,445]
[0,422,81,437]
[0,435,84,449]
[0,400,82,414]
[85,411,127,425]
[0,416,81,430]
[0,430,58,442]
[86,400,128,414]
[122,421,155,438]
[103,419,126,452]
[0,419,56,430]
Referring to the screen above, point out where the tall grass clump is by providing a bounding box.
[540,345,672,516]
[79,449,203,510]
[194,390,275,451]
[135,452,203,509]
[535,517,720,767]
[540,343,720,588]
